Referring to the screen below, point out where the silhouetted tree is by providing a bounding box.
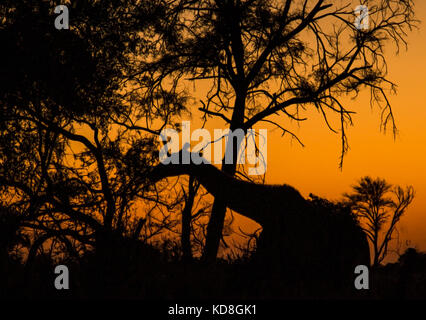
[0,0,185,262]
[344,176,415,266]
[136,0,417,261]
[0,206,24,262]
[180,176,199,261]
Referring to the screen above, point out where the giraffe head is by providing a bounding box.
[148,142,210,183]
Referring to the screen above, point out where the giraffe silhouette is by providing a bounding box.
[149,144,370,290]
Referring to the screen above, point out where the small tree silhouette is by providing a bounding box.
[344,176,415,267]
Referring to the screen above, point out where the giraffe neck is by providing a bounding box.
[150,160,307,226]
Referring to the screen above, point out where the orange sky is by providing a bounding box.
[262,0,426,260]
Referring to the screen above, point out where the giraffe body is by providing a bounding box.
[149,149,370,289]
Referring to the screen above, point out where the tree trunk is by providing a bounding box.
[373,227,379,267]
[182,175,196,262]
[202,93,246,262]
